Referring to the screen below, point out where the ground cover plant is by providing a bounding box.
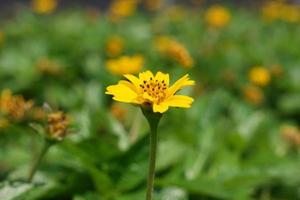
[0,0,300,199]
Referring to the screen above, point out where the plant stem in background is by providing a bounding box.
[142,108,162,200]
[27,139,54,182]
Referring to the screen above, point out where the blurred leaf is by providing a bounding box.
[156,139,187,171]
[0,181,33,200]
[278,93,300,114]
[62,141,113,194]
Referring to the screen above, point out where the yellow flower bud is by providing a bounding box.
[47,111,70,140]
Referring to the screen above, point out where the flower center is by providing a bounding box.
[140,77,167,103]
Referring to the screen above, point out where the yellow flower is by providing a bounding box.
[31,0,58,14]
[243,85,264,105]
[47,111,70,140]
[280,4,300,23]
[0,89,33,120]
[106,55,144,75]
[106,71,195,113]
[205,5,231,28]
[262,1,300,23]
[262,1,282,21]
[248,66,271,87]
[106,36,124,57]
[156,36,194,68]
[108,0,139,20]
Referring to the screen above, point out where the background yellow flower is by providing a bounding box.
[156,36,194,68]
[31,0,58,14]
[205,5,231,28]
[106,55,144,75]
[108,0,139,20]
[0,89,33,120]
[262,1,300,23]
[248,66,271,87]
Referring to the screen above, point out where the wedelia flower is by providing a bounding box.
[156,36,194,68]
[108,0,139,20]
[205,5,231,28]
[106,55,144,75]
[248,66,271,87]
[0,89,33,120]
[31,0,57,14]
[262,1,300,23]
[106,71,195,113]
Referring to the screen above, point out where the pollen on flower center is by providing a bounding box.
[139,78,167,103]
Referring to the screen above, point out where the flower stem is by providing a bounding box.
[141,107,162,200]
[27,139,53,182]
[146,121,158,200]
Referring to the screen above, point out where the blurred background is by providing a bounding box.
[1,0,299,12]
[0,0,300,200]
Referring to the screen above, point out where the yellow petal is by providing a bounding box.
[165,95,194,108]
[106,83,139,103]
[123,74,141,91]
[118,80,137,92]
[143,92,154,102]
[139,70,154,81]
[153,103,169,113]
[155,71,170,86]
[167,74,195,97]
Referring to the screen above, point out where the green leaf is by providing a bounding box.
[0,181,33,200]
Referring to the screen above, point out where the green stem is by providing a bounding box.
[146,122,158,200]
[142,107,162,200]
[27,139,53,182]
